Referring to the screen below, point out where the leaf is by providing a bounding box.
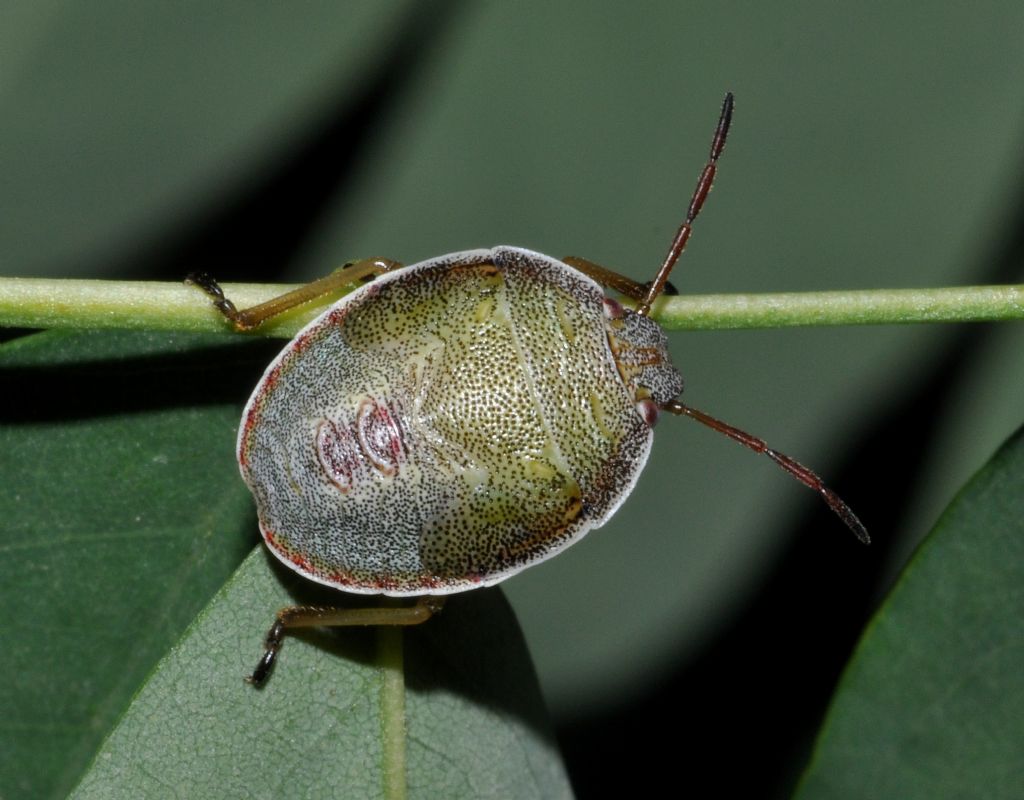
[69,550,570,799]
[794,424,1024,799]
[1,2,413,278]
[0,329,271,798]
[0,329,569,799]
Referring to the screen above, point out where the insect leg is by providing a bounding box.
[186,258,403,331]
[561,256,651,301]
[246,596,446,687]
[561,255,681,302]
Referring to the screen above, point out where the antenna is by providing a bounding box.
[637,92,734,316]
[664,401,870,544]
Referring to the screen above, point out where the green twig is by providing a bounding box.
[0,277,1021,337]
[653,284,1024,330]
[377,626,407,800]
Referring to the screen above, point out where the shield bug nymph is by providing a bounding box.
[188,92,868,686]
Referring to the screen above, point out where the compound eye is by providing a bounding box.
[636,398,660,428]
[602,297,625,320]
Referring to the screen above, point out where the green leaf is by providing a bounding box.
[794,424,1024,799]
[0,329,265,799]
[69,551,570,799]
[0,329,569,799]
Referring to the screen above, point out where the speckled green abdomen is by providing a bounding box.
[239,247,652,595]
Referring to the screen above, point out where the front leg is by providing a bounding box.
[562,256,677,301]
[187,258,403,331]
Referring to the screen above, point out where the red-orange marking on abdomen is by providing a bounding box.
[315,418,358,492]
[356,396,406,476]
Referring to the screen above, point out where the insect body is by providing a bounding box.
[188,93,868,686]
[239,248,677,596]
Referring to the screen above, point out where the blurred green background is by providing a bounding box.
[3,2,1023,796]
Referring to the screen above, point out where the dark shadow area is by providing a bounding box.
[0,328,32,346]
[97,0,465,283]
[405,588,559,739]
[558,138,1024,798]
[0,332,280,421]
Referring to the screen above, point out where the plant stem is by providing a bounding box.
[377,626,407,800]
[0,277,1021,336]
[653,284,1024,330]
